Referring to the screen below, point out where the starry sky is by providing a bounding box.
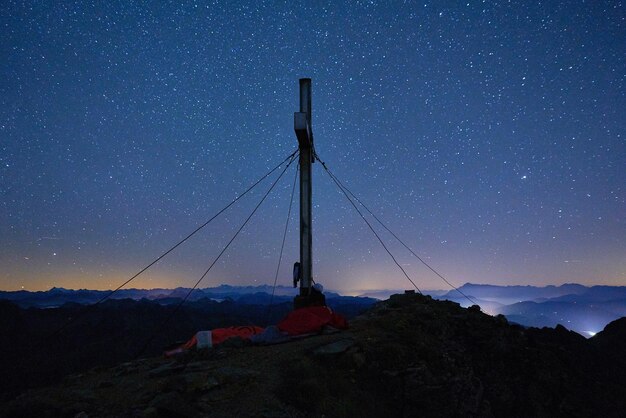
[1,1,624,293]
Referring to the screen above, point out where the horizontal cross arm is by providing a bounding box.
[294,112,312,149]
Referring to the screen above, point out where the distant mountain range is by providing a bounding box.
[1,283,625,337]
[0,284,353,309]
[355,283,626,337]
[434,283,626,337]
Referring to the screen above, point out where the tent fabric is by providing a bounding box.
[164,306,348,356]
[277,306,348,336]
[211,326,264,345]
[164,326,263,356]
[250,325,291,345]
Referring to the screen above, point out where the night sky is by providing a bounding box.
[1,1,624,293]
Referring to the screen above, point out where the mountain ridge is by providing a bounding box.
[2,292,626,417]
[3,283,626,337]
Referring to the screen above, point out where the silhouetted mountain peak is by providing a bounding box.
[49,287,71,293]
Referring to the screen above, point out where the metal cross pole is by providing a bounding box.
[293,78,325,308]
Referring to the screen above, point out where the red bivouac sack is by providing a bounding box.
[277,306,348,336]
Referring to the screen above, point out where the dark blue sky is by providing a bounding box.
[1,1,624,292]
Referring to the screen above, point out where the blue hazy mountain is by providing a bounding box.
[436,283,626,336]
[0,285,346,308]
[442,283,589,304]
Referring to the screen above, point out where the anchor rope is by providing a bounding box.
[134,151,299,357]
[315,153,478,306]
[265,162,299,323]
[48,149,298,339]
[316,155,422,294]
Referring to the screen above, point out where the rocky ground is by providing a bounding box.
[3,292,626,418]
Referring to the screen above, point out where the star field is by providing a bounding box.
[1,1,624,292]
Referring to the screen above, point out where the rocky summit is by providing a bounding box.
[3,293,626,418]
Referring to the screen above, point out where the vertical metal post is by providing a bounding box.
[298,78,313,295]
[293,78,326,309]
[294,78,324,308]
